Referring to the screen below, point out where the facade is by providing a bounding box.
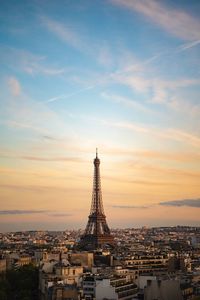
[144,278,182,300]
[79,150,114,250]
[96,277,138,300]
[6,253,32,269]
[55,263,83,284]
[69,252,94,268]
[82,274,96,299]
[48,284,80,300]
[124,255,168,275]
[82,274,138,300]
[39,260,83,299]
[35,250,48,264]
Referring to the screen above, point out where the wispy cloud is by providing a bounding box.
[98,147,200,163]
[0,184,87,194]
[130,180,177,187]
[0,46,65,76]
[0,184,50,193]
[0,149,84,163]
[131,150,200,163]
[3,80,68,139]
[112,204,151,209]
[101,92,153,113]
[105,175,178,187]
[42,135,58,141]
[111,0,200,41]
[122,161,200,180]
[160,198,200,208]
[0,210,73,217]
[43,49,159,104]
[20,155,82,162]
[116,73,200,102]
[7,77,21,96]
[40,16,83,50]
[48,213,73,218]
[112,199,200,209]
[97,45,114,67]
[113,67,200,118]
[0,210,49,215]
[40,15,116,69]
[4,120,49,135]
[167,128,200,148]
[100,118,200,148]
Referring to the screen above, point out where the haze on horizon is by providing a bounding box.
[0,0,200,233]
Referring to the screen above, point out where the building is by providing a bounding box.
[82,274,138,300]
[54,261,83,284]
[48,284,80,300]
[144,278,182,300]
[69,252,94,269]
[39,259,83,299]
[124,255,168,275]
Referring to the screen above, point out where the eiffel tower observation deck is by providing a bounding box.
[79,150,114,250]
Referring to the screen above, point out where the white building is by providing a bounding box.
[83,274,138,300]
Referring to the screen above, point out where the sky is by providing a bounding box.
[0,0,200,232]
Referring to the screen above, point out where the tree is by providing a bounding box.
[0,264,39,300]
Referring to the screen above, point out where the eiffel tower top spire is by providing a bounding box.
[90,149,104,215]
[79,150,114,250]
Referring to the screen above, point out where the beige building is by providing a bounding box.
[69,252,94,269]
[49,284,80,300]
[144,278,182,300]
[55,263,83,284]
[39,260,83,299]
[124,255,168,274]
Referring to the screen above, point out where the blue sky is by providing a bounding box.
[0,0,200,232]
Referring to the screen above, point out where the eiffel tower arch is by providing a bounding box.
[79,150,114,250]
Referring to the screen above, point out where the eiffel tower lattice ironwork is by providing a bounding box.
[79,150,114,249]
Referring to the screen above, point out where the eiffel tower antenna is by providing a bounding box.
[79,150,114,249]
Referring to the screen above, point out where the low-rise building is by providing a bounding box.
[144,278,182,300]
[82,274,138,300]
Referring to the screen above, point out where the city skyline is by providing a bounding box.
[0,0,200,232]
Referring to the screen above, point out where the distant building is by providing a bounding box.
[69,252,94,269]
[35,250,48,264]
[6,253,32,269]
[168,256,191,273]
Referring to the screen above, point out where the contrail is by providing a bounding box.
[176,39,200,52]
[45,85,94,103]
[44,37,198,105]
[44,55,159,104]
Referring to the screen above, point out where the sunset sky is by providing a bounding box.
[0,0,200,232]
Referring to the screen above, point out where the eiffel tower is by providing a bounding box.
[79,150,114,250]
